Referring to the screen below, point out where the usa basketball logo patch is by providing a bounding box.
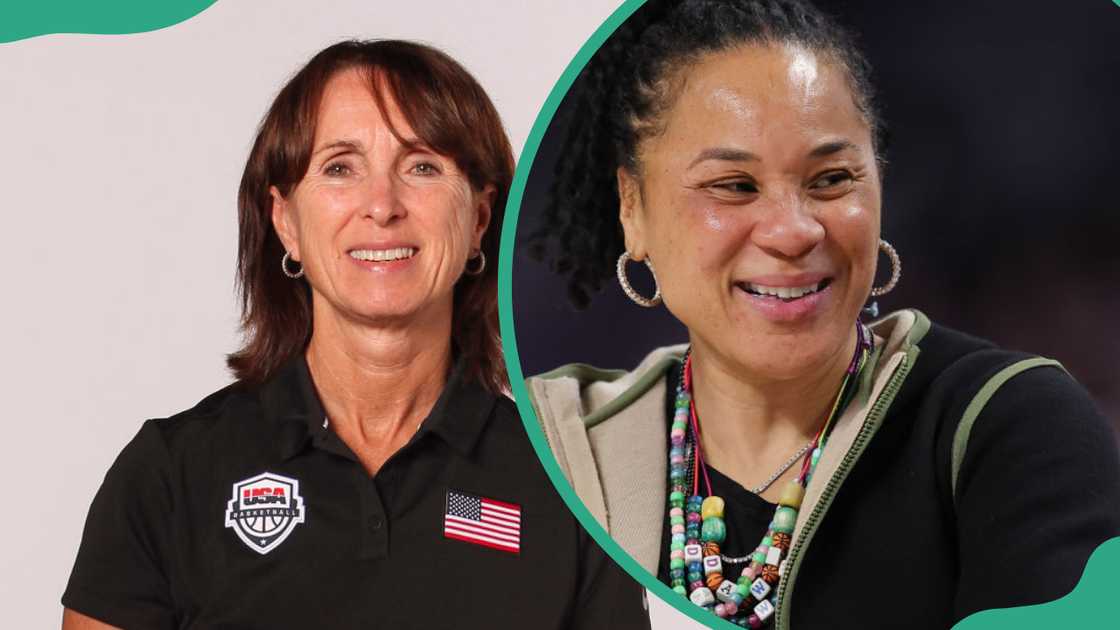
[224,472,305,554]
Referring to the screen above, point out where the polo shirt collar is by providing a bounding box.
[258,353,497,462]
[418,359,497,457]
[259,355,326,462]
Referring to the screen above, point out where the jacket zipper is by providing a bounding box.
[774,352,914,630]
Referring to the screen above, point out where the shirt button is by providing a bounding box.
[368,516,383,531]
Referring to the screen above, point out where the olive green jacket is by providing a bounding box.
[526,309,926,564]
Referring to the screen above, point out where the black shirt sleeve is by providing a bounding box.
[952,365,1120,621]
[62,420,178,630]
[567,527,652,630]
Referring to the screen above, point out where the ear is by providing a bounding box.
[470,183,496,250]
[270,185,300,259]
[617,167,648,260]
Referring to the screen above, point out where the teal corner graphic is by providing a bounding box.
[954,536,1120,629]
[494,0,1120,628]
[1,0,217,44]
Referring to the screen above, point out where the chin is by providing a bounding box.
[739,350,823,382]
[721,327,851,382]
[360,299,422,321]
[325,291,419,323]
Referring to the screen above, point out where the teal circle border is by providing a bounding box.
[495,1,1120,628]
[497,1,752,626]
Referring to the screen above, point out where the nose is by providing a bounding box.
[751,191,825,259]
[363,172,407,226]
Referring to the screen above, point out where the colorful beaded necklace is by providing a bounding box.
[666,324,872,627]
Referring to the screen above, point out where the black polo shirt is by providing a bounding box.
[63,357,650,629]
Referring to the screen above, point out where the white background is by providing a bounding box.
[0,1,699,627]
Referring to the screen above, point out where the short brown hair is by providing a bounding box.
[228,40,512,392]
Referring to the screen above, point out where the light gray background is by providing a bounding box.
[0,1,699,627]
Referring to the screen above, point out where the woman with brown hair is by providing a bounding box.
[61,40,649,629]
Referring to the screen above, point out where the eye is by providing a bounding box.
[710,180,759,194]
[809,170,854,189]
[410,161,441,176]
[324,162,352,177]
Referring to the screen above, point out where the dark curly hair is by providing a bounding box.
[528,0,884,308]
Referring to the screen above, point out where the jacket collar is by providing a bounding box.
[526,308,931,574]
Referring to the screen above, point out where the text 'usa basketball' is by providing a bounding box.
[224,472,306,554]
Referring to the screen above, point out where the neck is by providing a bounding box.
[305,298,452,474]
[688,326,859,495]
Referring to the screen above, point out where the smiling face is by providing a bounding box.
[271,67,492,329]
[619,43,880,380]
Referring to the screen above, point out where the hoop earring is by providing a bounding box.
[870,239,901,297]
[281,251,304,279]
[464,251,486,276]
[617,251,662,307]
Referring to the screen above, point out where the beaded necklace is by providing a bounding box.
[666,324,872,627]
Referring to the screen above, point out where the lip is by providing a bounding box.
[732,273,835,323]
[345,242,419,272]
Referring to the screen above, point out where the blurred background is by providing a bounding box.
[513,0,1120,425]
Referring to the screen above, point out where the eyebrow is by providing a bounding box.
[688,147,761,168]
[808,140,860,158]
[312,137,436,159]
[312,139,364,156]
[686,141,862,168]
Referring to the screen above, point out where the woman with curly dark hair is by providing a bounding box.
[525,1,1120,627]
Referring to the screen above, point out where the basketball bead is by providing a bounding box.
[771,532,792,551]
[706,573,724,590]
[761,564,780,585]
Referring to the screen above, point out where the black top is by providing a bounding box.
[654,323,1120,628]
[656,364,775,585]
[63,357,650,630]
[789,326,1120,627]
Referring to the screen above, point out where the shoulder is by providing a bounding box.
[951,353,1115,492]
[944,338,1120,611]
[80,382,261,530]
[966,359,1104,432]
[522,346,682,499]
[111,381,267,476]
[147,381,263,449]
[901,315,1082,413]
[525,344,686,430]
[889,311,1044,414]
[882,311,1115,492]
[885,310,1096,425]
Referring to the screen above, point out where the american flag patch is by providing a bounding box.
[443,490,521,554]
